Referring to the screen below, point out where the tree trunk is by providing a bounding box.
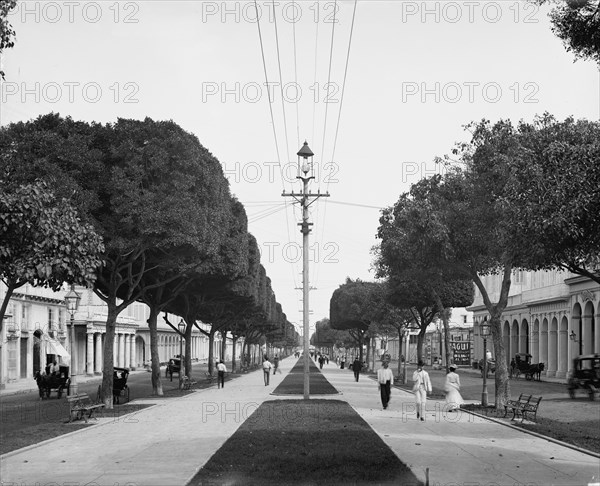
[231,335,238,373]
[0,280,18,332]
[184,323,192,379]
[100,299,118,409]
[397,329,404,379]
[473,262,513,408]
[417,329,426,364]
[220,331,227,362]
[207,329,216,375]
[147,305,164,396]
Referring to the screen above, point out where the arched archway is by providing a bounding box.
[558,316,568,378]
[33,329,43,374]
[572,303,583,356]
[540,318,549,365]
[503,320,510,365]
[532,319,540,363]
[135,335,146,368]
[548,317,558,376]
[520,319,529,355]
[511,320,519,357]
[583,301,596,355]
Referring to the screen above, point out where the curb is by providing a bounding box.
[461,408,600,459]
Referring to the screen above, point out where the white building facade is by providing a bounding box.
[469,270,599,378]
[0,283,243,389]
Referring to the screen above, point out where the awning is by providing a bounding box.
[46,338,71,360]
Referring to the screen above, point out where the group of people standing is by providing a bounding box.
[377,359,464,420]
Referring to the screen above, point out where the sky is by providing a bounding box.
[1,0,599,338]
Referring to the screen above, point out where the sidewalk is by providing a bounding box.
[1,357,599,486]
[321,364,600,485]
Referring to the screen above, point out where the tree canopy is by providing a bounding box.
[536,0,600,64]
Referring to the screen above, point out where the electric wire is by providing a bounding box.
[254,0,300,302]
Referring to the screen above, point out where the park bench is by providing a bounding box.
[205,372,214,384]
[67,393,105,423]
[182,376,197,390]
[504,393,542,423]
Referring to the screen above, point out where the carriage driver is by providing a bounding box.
[48,360,60,376]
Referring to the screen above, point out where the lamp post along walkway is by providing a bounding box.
[64,285,81,396]
[282,141,329,399]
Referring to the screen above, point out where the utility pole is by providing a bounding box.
[283,141,329,399]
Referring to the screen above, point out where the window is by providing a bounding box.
[58,309,63,330]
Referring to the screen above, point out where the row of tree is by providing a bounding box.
[0,114,298,407]
[328,114,599,408]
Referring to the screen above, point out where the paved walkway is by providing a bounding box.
[1,357,599,486]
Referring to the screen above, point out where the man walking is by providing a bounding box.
[412,360,432,421]
[262,356,272,385]
[377,361,394,410]
[216,360,227,389]
[353,357,362,382]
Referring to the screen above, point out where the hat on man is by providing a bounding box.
[449,364,457,371]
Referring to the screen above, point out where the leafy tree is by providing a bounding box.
[0,180,104,329]
[375,119,536,407]
[330,278,387,364]
[0,0,17,79]
[536,0,600,63]
[503,114,600,283]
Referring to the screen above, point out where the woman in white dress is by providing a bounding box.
[445,364,464,412]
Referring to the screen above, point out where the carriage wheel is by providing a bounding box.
[588,388,596,401]
[125,385,130,403]
[57,387,63,399]
[526,373,533,381]
[568,387,575,399]
[97,385,102,401]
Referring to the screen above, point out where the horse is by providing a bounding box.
[529,363,545,381]
[34,371,50,399]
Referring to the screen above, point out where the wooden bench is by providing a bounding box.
[182,376,197,390]
[68,393,105,423]
[504,393,542,423]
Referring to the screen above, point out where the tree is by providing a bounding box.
[375,119,530,407]
[0,0,17,79]
[503,114,600,283]
[0,180,104,330]
[536,0,600,64]
[330,278,388,365]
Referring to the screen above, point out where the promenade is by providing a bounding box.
[1,357,599,486]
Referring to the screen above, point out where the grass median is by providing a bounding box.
[189,399,422,486]
[190,357,422,486]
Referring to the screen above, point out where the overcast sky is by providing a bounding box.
[1,1,599,336]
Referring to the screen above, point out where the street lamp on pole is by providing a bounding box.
[178,319,185,390]
[64,285,81,396]
[480,320,491,407]
[282,141,329,400]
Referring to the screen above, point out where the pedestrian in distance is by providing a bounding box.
[377,360,394,410]
[273,354,281,374]
[262,356,272,385]
[444,364,463,412]
[353,357,362,382]
[217,359,227,389]
[340,355,346,369]
[412,360,432,421]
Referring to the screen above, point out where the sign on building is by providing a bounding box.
[450,341,471,366]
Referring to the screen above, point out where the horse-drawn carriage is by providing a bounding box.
[34,365,71,399]
[112,367,130,404]
[568,354,600,400]
[512,353,545,381]
[166,357,182,381]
